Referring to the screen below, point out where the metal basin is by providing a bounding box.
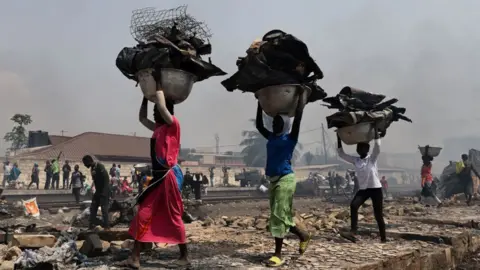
[418,146,442,157]
[137,68,197,104]
[336,122,375,145]
[255,84,310,117]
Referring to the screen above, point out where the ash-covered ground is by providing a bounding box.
[1,195,480,269]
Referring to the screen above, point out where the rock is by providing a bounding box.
[255,219,268,230]
[62,217,71,225]
[411,212,423,217]
[110,241,123,247]
[57,209,64,214]
[215,218,227,226]
[0,261,14,270]
[79,234,104,257]
[237,217,255,229]
[314,219,323,230]
[202,217,214,227]
[2,246,21,261]
[76,241,84,250]
[61,207,71,213]
[413,205,424,212]
[396,208,404,216]
[101,240,111,252]
[335,210,350,220]
[358,214,365,221]
[121,239,135,250]
[363,200,372,207]
[12,234,56,248]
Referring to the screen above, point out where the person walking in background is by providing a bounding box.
[28,163,40,189]
[209,166,215,187]
[328,171,335,195]
[419,156,442,206]
[2,161,11,187]
[456,154,480,206]
[337,123,386,243]
[62,160,72,189]
[44,160,52,190]
[380,176,389,198]
[70,165,84,204]
[51,152,63,189]
[82,155,110,230]
[10,163,21,182]
[109,164,117,180]
[335,173,344,195]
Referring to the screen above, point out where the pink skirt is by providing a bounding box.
[128,171,185,244]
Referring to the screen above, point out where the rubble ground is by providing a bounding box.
[3,197,480,269]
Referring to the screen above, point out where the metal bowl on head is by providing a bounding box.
[418,146,442,157]
[336,122,375,145]
[255,84,310,117]
[137,68,197,104]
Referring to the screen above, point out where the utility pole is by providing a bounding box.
[61,130,67,136]
[321,124,328,164]
[215,133,220,154]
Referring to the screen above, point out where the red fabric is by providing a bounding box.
[121,181,132,193]
[153,116,180,167]
[380,178,388,189]
[128,117,185,244]
[421,164,433,183]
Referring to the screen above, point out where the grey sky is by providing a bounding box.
[1,0,479,157]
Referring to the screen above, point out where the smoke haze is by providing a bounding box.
[1,0,479,158]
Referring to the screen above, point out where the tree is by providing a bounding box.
[240,119,302,167]
[4,114,32,153]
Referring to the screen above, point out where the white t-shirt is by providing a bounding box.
[3,165,11,176]
[337,140,382,190]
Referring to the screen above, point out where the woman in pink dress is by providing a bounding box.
[120,93,187,269]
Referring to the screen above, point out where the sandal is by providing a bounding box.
[266,256,285,267]
[299,232,312,255]
[115,259,140,269]
[340,231,357,243]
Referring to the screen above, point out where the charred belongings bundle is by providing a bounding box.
[221,29,327,103]
[116,9,226,84]
[323,87,412,137]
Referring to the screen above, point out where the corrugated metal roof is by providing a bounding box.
[16,132,150,161]
[49,135,72,146]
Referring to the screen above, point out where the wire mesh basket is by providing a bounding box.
[130,5,212,43]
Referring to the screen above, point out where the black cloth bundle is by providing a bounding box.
[221,29,326,103]
[323,87,412,137]
[115,24,226,83]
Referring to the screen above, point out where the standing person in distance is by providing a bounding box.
[120,94,188,269]
[70,165,85,204]
[44,160,52,190]
[62,160,72,189]
[51,152,63,189]
[82,155,110,230]
[28,163,40,189]
[337,123,386,243]
[256,89,311,267]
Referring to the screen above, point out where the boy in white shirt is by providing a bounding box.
[337,124,386,243]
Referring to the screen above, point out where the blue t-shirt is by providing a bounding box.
[265,134,296,177]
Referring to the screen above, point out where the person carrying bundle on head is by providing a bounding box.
[255,88,311,267]
[419,155,442,206]
[337,122,386,243]
[119,93,188,269]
